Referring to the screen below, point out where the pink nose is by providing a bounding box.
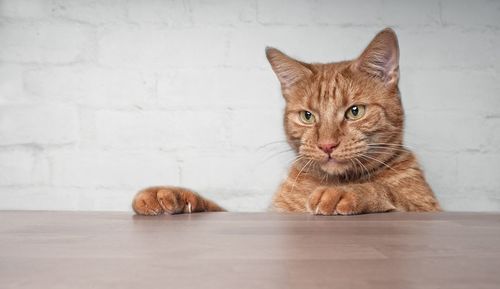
[318,142,339,154]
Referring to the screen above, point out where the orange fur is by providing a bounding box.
[132,28,440,216]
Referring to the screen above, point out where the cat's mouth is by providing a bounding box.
[326,157,349,165]
[319,156,350,172]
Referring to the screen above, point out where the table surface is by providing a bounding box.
[1,211,500,289]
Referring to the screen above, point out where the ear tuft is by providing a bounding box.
[265,47,312,88]
[355,28,400,85]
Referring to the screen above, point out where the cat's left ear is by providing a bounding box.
[354,28,400,86]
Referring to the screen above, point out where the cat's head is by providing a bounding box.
[266,28,404,177]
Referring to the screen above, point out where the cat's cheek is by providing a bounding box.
[357,113,384,132]
[285,121,308,140]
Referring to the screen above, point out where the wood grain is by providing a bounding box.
[1,211,499,289]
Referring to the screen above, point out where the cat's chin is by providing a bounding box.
[319,158,350,175]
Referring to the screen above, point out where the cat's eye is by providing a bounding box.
[345,105,366,120]
[299,111,315,124]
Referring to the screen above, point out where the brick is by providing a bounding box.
[405,110,487,152]
[157,68,282,109]
[441,0,500,28]
[257,0,315,25]
[0,104,78,145]
[97,25,229,69]
[180,150,289,190]
[258,0,440,27]
[126,0,192,26]
[379,0,440,27]
[50,150,180,189]
[75,188,136,211]
[415,151,458,198]
[23,65,156,108]
[439,195,500,212]
[485,117,500,153]
[92,110,228,150]
[0,64,24,104]
[0,149,35,185]
[0,186,137,211]
[191,0,256,26]
[0,187,80,210]
[50,0,128,24]
[218,194,273,212]
[311,0,383,26]
[400,69,500,113]
[399,28,498,69]
[0,0,49,18]
[229,108,286,148]
[0,148,50,186]
[456,153,500,192]
[180,151,259,193]
[0,22,94,64]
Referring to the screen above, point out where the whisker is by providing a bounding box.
[263,148,295,160]
[319,166,329,185]
[367,145,410,153]
[259,139,298,146]
[357,153,398,173]
[354,157,371,181]
[367,149,405,156]
[348,159,359,180]
[290,158,314,195]
[368,143,413,149]
[289,155,305,166]
[256,139,302,151]
[368,144,409,149]
[321,172,327,185]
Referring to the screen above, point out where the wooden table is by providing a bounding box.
[1,211,499,289]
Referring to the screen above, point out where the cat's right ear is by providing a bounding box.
[265,47,312,89]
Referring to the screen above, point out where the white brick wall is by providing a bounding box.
[0,0,499,212]
[0,104,78,145]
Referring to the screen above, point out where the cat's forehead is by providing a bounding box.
[304,63,364,107]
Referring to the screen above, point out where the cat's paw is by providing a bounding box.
[307,187,360,216]
[132,187,196,215]
[132,188,163,215]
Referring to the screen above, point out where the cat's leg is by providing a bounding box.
[307,183,396,215]
[132,186,225,215]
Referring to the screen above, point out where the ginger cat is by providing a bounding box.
[132,28,441,216]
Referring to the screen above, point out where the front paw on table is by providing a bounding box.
[307,187,360,216]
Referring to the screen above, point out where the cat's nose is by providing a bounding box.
[318,142,340,154]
